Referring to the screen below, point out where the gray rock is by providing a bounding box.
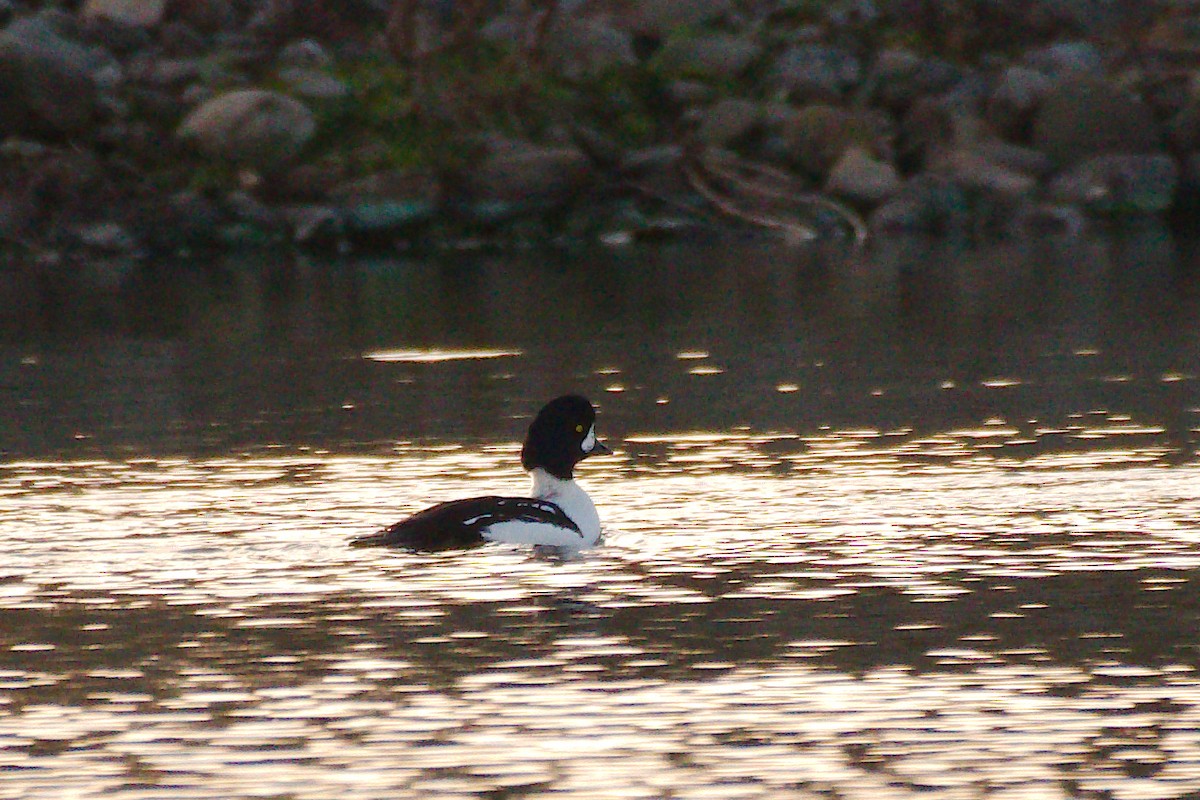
[780,104,892,177]
[1049,153,1179,213]
[771,44,861,100]
[544,18,635,80]
[936,149,1038,197]
[74,221,137,252]
[1032,77,1161,165]
[695,98,763,146]
[654,33,761,80]
[865,48,964,110]
[824,146,901,204]
[464,140,593,210]
[0,17,116,137]
[82,0,166,27]
[986,65,1054,137]
[870,175,969,233]
[277,67,349,101]
[177,89,316,167]
[277,39,332,69]
[627,0,733,36]
[1022,41,1103,78]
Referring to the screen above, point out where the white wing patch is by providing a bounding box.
[482,518,587,548]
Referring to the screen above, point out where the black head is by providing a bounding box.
[520,394,610,479]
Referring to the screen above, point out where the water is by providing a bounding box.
[2,230,1200,799]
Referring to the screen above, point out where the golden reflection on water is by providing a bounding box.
[2,427,1200,798]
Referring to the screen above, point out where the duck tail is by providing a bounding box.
[348,530,390,548]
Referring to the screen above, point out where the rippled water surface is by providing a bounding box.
[3,234,1200,798]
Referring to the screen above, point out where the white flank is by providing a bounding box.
[479,468,602,549]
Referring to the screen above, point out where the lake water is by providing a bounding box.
[3,228,1200,799]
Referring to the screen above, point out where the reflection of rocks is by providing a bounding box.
[177,89,316,167]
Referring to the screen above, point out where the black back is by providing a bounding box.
[520,394,598,480]
[349,496,580,551]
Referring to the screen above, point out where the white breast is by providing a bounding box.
[480,469,602,549]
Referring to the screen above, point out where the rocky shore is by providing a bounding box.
[2,0,1199,262]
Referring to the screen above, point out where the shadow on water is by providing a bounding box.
[1,224,1199,460]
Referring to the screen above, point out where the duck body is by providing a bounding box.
[350,395,609,551]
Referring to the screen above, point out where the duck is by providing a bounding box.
[350,394,611,551]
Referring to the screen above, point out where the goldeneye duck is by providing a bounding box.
[350,394,611,551]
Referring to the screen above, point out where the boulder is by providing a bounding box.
[177,89,316,167]
[1032,77,1162,165]
[780,104,892,177]
[543,18,636,80]
[0,16,115,137]
[626,0,733,36]
[771,44,861,100]
[986,65,1054,138]
[654,33,761,80]
[825,146,902,204]
[461,140,593,214]
[81,0,166,28]
[695,98,763,146]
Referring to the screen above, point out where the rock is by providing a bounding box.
[0,16,115,137]
[1032,77,1161,165]
[277,38,332,69]
[865,48,964,111]
[695,98,763,146]
[771,44,861,100]
[936,149,1038,197]
[82,0,166,27]
[870,175,969,233]
[1021,41,1103,78]
[276,67,349,101]
[654,33,761,81]
[169,0,236,34]
[1048,153,1179,214]
[177,89,316,167]
[626,0,733,36]
[461,140,593,212]
[986,65,1054,138]
[824,146,901,204]
[780,104,892,177]
[543,18,636,80]
[74,221,138,252]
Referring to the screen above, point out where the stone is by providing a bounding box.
[870,174,969,233]
[0,18,111,137]
[1032,77,1161,165]
[865,48,964,111]
[780,104,892,177]
[824,146,901,204]
[1048,153,1179,214]
[937,149,1038,196]
[771,44,861,100]
[177,89,316,167]
[654,33,761,81]
[626,0,734,36]
[986,65,1054,137]
[463,140,593,211]
[543,18,635,80]
[276,67,349,101]
[277,39,332,69]
[695,98,763,146]
[82,0,166,27]
[1021,40,1103,78]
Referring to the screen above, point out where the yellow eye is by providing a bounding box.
[575,424,583,433]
